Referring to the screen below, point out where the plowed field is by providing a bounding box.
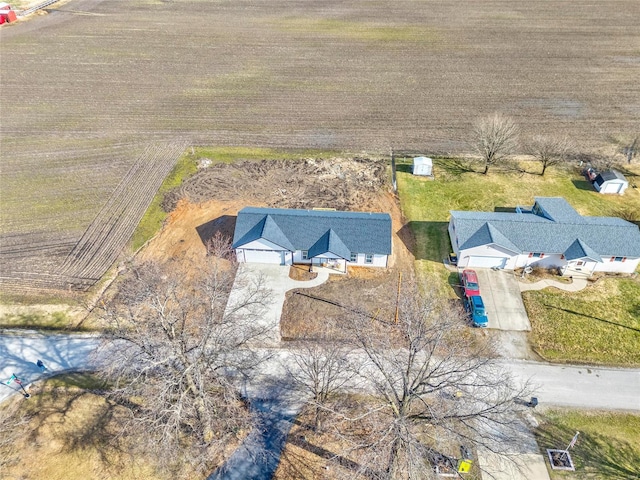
[1,0,639,294]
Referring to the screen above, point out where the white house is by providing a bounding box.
[593,170,628,195]
[232,207,392,272]
[448,197,640,275]
[412,156,433,176]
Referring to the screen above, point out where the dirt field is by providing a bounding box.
[140,156,400,260]
[2,0,639,295]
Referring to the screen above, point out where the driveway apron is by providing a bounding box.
[475,269,531,331]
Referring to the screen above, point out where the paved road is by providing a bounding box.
[1,330,639,479]
[0,330,99,402]
[505,359,640,411]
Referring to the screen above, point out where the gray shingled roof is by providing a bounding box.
[595,169,628,186]
[451,197,640,259]
[308,229,351,259]
[233,207,392,255]
[564,239,602,262]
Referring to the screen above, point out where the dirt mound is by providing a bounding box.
[163,157,388,212]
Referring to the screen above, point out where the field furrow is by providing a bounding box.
[59,141,187,283]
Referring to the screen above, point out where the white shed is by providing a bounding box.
[594,170,628,195]
[412,156,433,176]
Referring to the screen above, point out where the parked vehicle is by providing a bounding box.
[460,269,480,297]
[464,295,488,327]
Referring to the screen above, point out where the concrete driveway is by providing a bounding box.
[226,263,330,345]
[475,269,531,331]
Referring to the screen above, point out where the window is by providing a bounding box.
[365,254,373,264]
[350,252,358,263]
[302,250,308,260]
[529,252,544,258]
[611,256,626,262]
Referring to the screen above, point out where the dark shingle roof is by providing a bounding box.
[534,197,583,222]
[451,197,640,259]
[564,239,602,262]
[308,229,351,259]
[233,207,392,255]
[595,169,628,186]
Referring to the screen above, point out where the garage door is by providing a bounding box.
[602,183,622,194]
[467,256,508,269]
[241,249,283,264]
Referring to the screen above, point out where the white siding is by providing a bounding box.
[514,253,564,269]
[458,244,517,270]
[237,238,287,250]
[235,238,292,265]
[292,250,310,263]
[593,257,640,273]
[348,253,388,267]
[448,220,459,256]
[467,256,508,269]
[237,249,286,264]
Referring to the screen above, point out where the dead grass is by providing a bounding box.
[274,399,482,480]
[2,376,165,480]
[289,264,317,281]
[1,374,244,480]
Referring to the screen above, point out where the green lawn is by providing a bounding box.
[523,277,640,366]
[535,409,640,479]
[396,158,640,295]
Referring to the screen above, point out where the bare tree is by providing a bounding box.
[525,135,573,175]
[330,285,531,479]
[472,113,518,174]
[624,136,638,164]
[285,341,356,431]
[95,248,272,476]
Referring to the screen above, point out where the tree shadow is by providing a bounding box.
[196,215,236,247]
[397,221,451,262]
[20,373,136,474]
[536,416,640,479]
[572,179,595,191]
[437,157,477,175]
[543,304,640,333]
[395,163,412,174]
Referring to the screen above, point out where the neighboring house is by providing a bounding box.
[593,169,628,195]
[412,156,433,176]
[232,207,392,271]
[448,197,640,275]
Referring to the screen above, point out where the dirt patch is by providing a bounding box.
[289,265,317,281]
[139,198,245,264]
[163,157,387,212]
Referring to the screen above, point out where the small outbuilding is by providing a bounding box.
[593,169,628,195]
[412,156,433,176]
